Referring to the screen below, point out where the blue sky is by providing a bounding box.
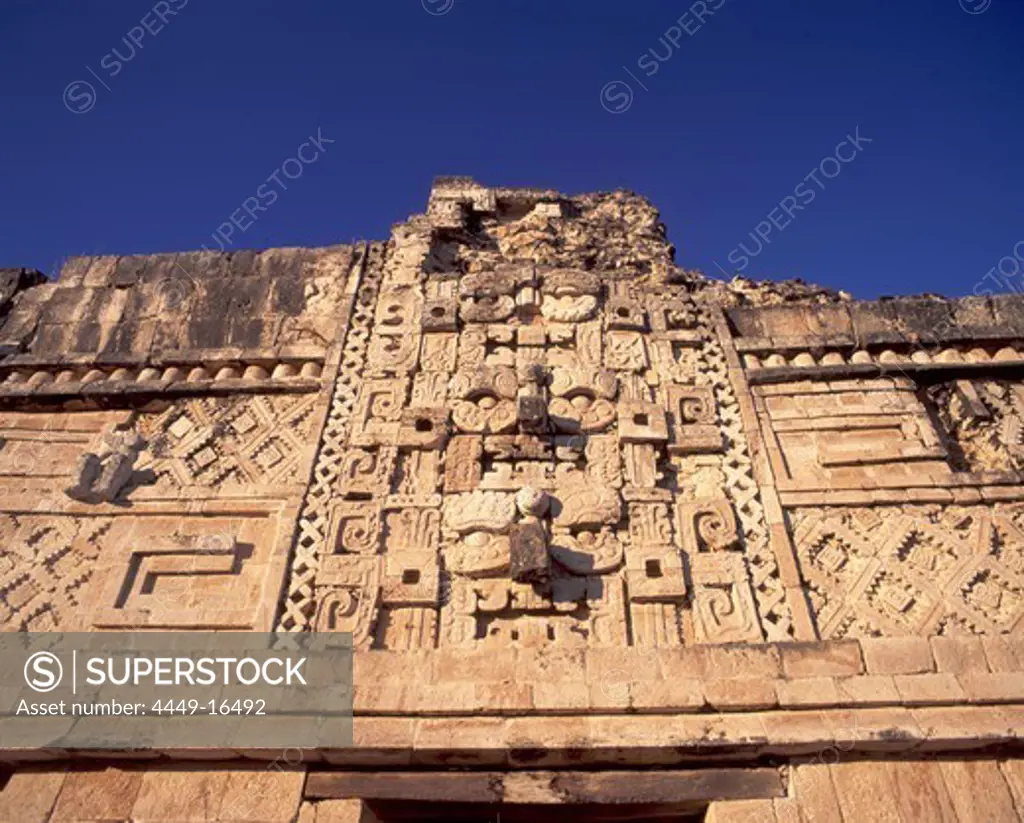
[1,0,1022,298]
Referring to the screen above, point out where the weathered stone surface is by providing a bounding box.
[830,759,904,822]
[886,759,959,822]
[0,267,46,322]
[779,641,864,678]
[861,636,935,675]
[130,766,305,822]
[49,767,142,822]
[508,518,550,584]
[0,769,65,823]
[3,177,1024,818]
[939,758,1019,821]
[297,800,381,823]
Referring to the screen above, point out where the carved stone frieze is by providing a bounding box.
[548,367,618,433]
[625,545,687,603]
[622,443,660,488]
[374,285,423,334]
[445,531,511,578]
[677,498,741,555]
[549,528,623,576]
[391,450,441,497]
[419,333,459,373]
[664,385,722,454]
[690,552,763,644]
[367,331,420,376]
[791,505,1024,638]
[607,297,647,332]
[381,551,439,606]
[397,408,450,449]
[315,554,381,649]
[444,490,517,534]
[540,270,600,322]
[328,501,383,555]
[444,435,483,493]
[19,179,1024,671]
[351,378,407,446]
[421,297,458,332]
[0,513,110,630]
[99,180,981,654]
[338,447,395,499]
[618,401,669,444]
[450,366,519,434]
[459,270,517,322]
[552,482,623,530]
[605,330,648,372]
[385,506,440,554]
[629,502,674,546]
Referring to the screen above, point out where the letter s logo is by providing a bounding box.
[25,651,63,693]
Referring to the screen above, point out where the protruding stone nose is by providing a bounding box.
[509,517,550,586]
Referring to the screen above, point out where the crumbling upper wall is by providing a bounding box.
[0,246,358,365]
[427,178,676,281]
[0,268,46,331]
[727,294,1024,350]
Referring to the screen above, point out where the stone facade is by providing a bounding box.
[2,177,1024,820]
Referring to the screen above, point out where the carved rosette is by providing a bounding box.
[450,367,519,434]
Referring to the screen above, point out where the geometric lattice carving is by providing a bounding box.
[277,244,387,632]
[792,504,1024,638]
[929,379,1024,473]
[0,514,112,631]
[695,303,792,641]
[136,394,320,488]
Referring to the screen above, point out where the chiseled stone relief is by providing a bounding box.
[4,179,1024,652]
[277,180,783,649]
[0,247,359,634]
[6,182,1024,821]
[929,379,1024,473]
[791,504,1024,639]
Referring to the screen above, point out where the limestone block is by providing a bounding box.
[893,673,966,705]
[617,401,668,443]
[930,636,991,674]
[625,545,687,603]
[829,760,904,822]
[703,678,779,711]
[779,641,864,678]
[0,770,66,823]
[50,767,143,822]
[691,553,763,643]
[790,763,843,822]
[884,759,958,823]
[939,758,1020,821]
[300,800,381,823]
[956,672,1024,704]
[861,636,935,675]
[509,518,550,584]
[705,799,778,822]
[834,675,900,706]
[775,677,841,708]
[131,766,305,823]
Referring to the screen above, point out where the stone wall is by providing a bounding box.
[0,244,365,633]
[2,177,1024,820]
